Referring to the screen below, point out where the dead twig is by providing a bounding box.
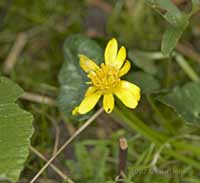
[116,137,128,183]
[29,108,104,183]
[3,32,28,74]
[30,146,74,183]
[52,124,60,156]
[62,115,76,136]
[3,25,51,75]
[21,92,56,106]
[46,114,60,156]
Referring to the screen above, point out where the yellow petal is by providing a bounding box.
[79,54,99,73]
[72,106,79,115]
[119,80,141,101]
[119,60,131,77]
[103,93,114,113]
[85,86,97,97]
[78,92,102,114]
[115,89,138,109]
[104,38,118,66]
[116,46,126,69]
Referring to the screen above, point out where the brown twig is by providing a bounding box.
[29,108,104,183]
[61,115,76,136]
[21,92,56,106]
[52,122,60,156]
[30,146,74,183]
[3,32,28,74]
[176,43,200,64]
[46,115,60,156]
[116,137,128,183]
[3,25,50,75]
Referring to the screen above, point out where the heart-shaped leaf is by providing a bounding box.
[58,34,103,121]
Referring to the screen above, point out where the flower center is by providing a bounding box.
[87,63,120,93]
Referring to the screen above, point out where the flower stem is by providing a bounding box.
[146,95,175,134]
[114,106,166,145]
[175,53,199,82]
[114,106,200,170]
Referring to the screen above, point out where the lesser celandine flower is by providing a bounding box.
[72,38,141,115]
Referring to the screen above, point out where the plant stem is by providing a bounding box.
[146,95,175,134]
[175,53,199,82]
[114,106,200,170]
[167,149,200,170]
[114,106,165,145]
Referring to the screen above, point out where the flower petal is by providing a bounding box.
[103,93,114,113]
[85,86,97,97]
[119,60,131,77]
[115,89,138,109]
[72,106,79,115]
[105,38,118,66]
[120,80,141,101]
[78,92,102,114]
[116,46,126,69]
[79,54,99,73]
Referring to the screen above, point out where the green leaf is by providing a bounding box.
[126,71,160,94]
[58,34,103,121]
[161,20,188,56]
[158,82,200,126]
[0,77,33,182]
[128,50,161,75]
[146,0,184,26]
[146,0,189,56]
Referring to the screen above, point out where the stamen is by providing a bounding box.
[88,64,120,93]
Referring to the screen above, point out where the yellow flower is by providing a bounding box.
[72,38,141,115]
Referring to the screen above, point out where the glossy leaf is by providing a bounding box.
[58,34,103,121]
